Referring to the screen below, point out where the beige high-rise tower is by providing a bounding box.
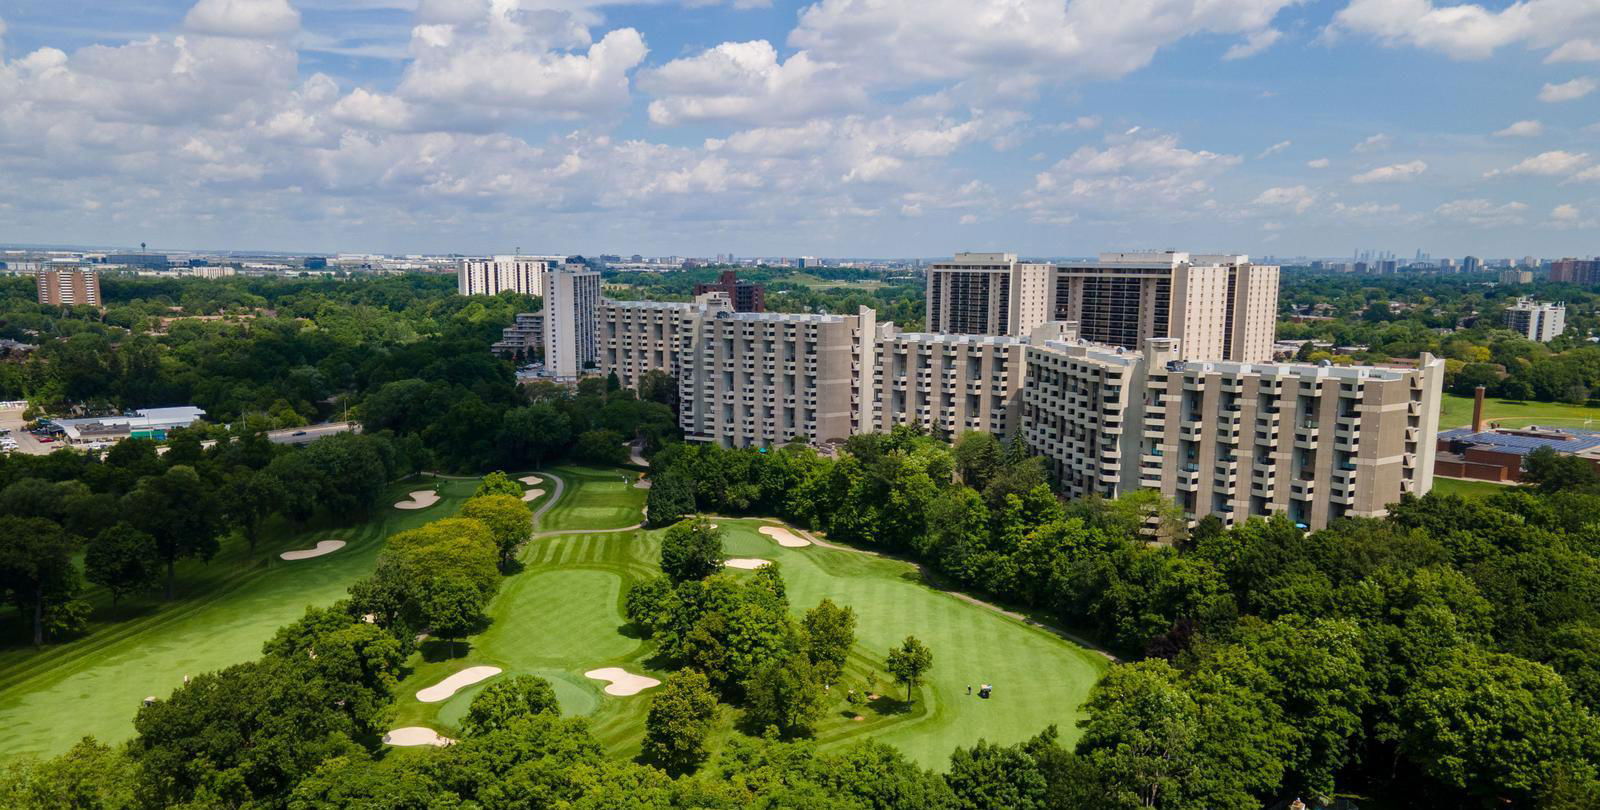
[925,253,1052,337]
[1050,252,1278,362]
[36,267,102,307]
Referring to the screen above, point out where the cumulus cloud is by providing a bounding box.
[1253,184,1316,213]
[1539,77,1597,102]
[640,41,861,125]
[1351,160,1427,183]
[1223,28,1282,60]
[1353,133,1391,152]
[1547,39,1600,62]
[1553,203,1581,220]
[1487,150,1590,177]
[1436,198,1529,226]
[1494,120,1544,137]
[1333,0,1600,60]
[183,0,301,39]
[1307,157,1331,168]
[1023,133,1241,223]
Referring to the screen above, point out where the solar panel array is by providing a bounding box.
[1439,427,1600,458]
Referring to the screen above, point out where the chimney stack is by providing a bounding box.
[1472,385,1486,433]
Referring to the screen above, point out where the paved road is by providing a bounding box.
[266,422,358,445]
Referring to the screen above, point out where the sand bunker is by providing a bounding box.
[724,558,772,569]
[395,490,440,510]
[279,539,346,561]
[519,475,542,486]
[521,488,546,502]
[416,666,502,703]
[758,525,811,548]
[585,667,661,696]
[633,477,651,489]
[384,727,455,747]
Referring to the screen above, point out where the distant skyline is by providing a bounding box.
[2,0,1598,257]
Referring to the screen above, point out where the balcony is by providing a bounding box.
[1175,466,1201,490]
[1179,423,1205,441]
[1290,479,1317,500]
[1329,487,1357,506]
[1339,385,1365,400]
[1294,427,1320,450]
[1183,377,1206,392]
[1250,479,1276,498]
[1407,400,1424,417]
[1218,378,1244,394]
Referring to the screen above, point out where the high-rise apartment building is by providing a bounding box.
[1024,328,1442,529]
[35,267,102,307]
[1550,258,1600,285]
[458,255,555,296]
[925,253,1052,336]
[692,270,766,312]
[1504,298,1566,342]
[598,292,731,389]
[1499,270,1533,285]
[542,264,602,379]
[868,325,1029,440]
[1049,252,1279,363]
[676,308,875,447]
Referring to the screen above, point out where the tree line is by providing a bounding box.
[646,426,1600,807]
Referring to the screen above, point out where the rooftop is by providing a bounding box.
[1439,426,1600,457]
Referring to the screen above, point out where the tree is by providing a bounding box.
[473,471,522,498]
[952,431,1003,490]
[660,520,725,584]
[122,465,222,599]
[885,636,933,704]
[624,575,676,637]
[637,369,678,409]
[802,598,857,685]
[459,494,533,569]
[646,469,696,527]
[461,675,560,737]
[418,575,485,657]
[744,652,827,738]
[0,737,138,809]
[642,669,719,774]
[0,517,80,646]
[574,429,627,465]
[1523,445,1599,493]
[83,523,160,604]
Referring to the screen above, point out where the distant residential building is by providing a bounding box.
[542,264,602,379]
[191,266,237,280]
[692,270,766,312]
[1461,256,1484,273]
[35,267,102,307]
[1504,297,1566,342]
[458,255,553,296]
[598,293,731,389]
[1499,269,1533,285]
[492,312,545,358]
[925,252,1052,337]
[1051,251,1279,363]
[1550,258,1600,285]
[869,325,1030,441]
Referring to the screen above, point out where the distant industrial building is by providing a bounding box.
[105,253,170,270]
[54,406,206,446]
[35,267,102,307]
[1504,297,1566,342]
[692,270,766,312]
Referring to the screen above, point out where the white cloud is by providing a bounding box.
[1435,198,1529,226]
[1493,120,1544,137]
[1333,0,1600,60]
[1488,150,1590,176]
[1253,184,1316,213]
[1351,160,1427,183]
[1257,139,1291,158]
[1224,28,1283,60]
[183,0,301,39]
[1306,157,1331,168]
[1553,203,1581,220]
[1332,201,1402,218]
[330,88,414,130]
[1024,133,1241,223]
[1548,39,1600,62]
[1353,133,1391,152]
[787,0,1300,90]
[1539,76,1597,102]
[641,41,861,125]
[1569,165,1600,182]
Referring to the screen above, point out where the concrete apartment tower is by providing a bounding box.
[1504,298,1566,343]
[35,267,102,307]
[542,263,601,379]
[458,255,554,296]
[925,253,1053,336]
[1050,252,1279,362]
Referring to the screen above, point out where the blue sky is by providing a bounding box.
[1,0,1597,259]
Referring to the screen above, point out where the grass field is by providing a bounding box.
[388,471,1108,770]
[0,473,538,761]
[1439,393,1600,431]
[1431,476,1515,499]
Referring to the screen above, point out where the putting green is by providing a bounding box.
[0,474,532,761]
[390,469,1106,769]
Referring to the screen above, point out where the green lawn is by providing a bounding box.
[1431,476,1516,499]
[0,473,516,760]
[538,466,647,532]
[1439,393,1600,431]
[387,473,1107,770]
